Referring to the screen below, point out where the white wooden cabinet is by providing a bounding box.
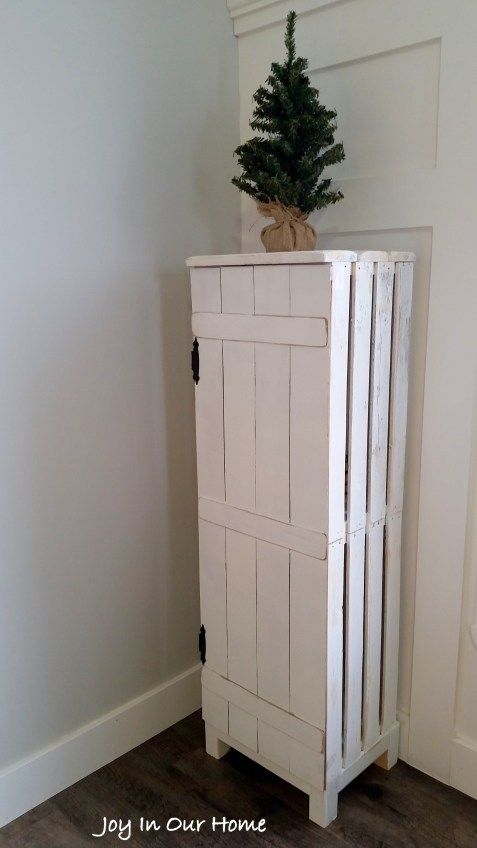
[187,250,414,826]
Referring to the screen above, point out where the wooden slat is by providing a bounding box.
[347,262,373,533]
[290,551,327,729]
[255,343,289,522]
[387,262,413,514]
[194,339,224,502]
[290,738,324,787]
[221,266,254,314]
[343,528,366,767]
[290,264,331,317]
[223,340,255,510]
[367,262,395,523]
[198,519,227,678]
[290,346,329,532]
[254,265,289,316]
[381,513,403,733]
[199,498,327,560]
[326,538,345,782]
[202,687,228,734]
[229,704,258,752]
[192,313,327,347]
[362,520,385,748]
[258,721,290,771]
[328,261,351,544]
[202,667,324,752]
[257,540,289,711]
[191,267,221,313]
[226,529,257,694]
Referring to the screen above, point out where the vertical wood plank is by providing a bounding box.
[257,540,289,711]
[202,687,229,735]
[368,262,395,524]
[362,520,384,748]
[221,266,254,314]
[258,721,290,771]
[343,528,366,767]
[194,338,225,502]
[381,512,403,733]
[290,346,329,532]
[229,704,258,752]
[223,341,255,510]
[198,519,227,677]
[326,538,345,782]
[290,264,331,317]
[191,267,221,313]
[387,262,413,514]
[255,343,289,522]
[226,529,257,694]
[347,262,373,532]
[290,551,327,729]
[328,262,351,544]
[254,265,289,316]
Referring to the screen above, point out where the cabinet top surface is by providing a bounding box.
[186,250,416,267]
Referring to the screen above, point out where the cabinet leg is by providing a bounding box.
[309,784,338,828]
[204,723,230,760]
[375,723,399,771]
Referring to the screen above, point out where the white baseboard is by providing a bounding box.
[397,709,410,762]
[450,737,477,800]
[0,664,201,828]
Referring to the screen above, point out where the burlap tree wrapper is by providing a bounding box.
[257,201,316,252]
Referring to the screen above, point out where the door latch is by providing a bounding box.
[199,624,206,664]
[191,338,199,385]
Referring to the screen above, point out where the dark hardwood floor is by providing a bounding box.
[1,711,476,847]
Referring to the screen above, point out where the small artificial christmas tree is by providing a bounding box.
[232,10,345,252]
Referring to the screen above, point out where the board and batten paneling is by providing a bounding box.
[233,0,477,794]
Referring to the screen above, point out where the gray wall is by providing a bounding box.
[0,0,238,770]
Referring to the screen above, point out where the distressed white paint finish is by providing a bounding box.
[187,251,359,266]
[229,704,258,752]
[368,262,394,524]
[226,529,257,694]
[194,339,224,502]
[198,520,227,677]
[328,262,351,544]
[290,551,327,729]
[199,497,327,560]
[223,340,255,510]
[191,267,221,313]
[387,262,413,514]
[254,264,290,315]
[202,687,228,735]
[202,667,324,751]
[290,346,329,532]
[192,313,327,347]
[257,541,289,711]
[363,520,385,748]
[193,254,414,824]
[255,343,290,521]
[343,528,366,767]
[347,262,373,532]
[221,266,254,314]
[381,513,403,734]
[290,264,331,318]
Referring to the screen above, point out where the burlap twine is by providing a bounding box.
[257,200,316,252]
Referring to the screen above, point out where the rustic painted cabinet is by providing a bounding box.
[186,251,414,826]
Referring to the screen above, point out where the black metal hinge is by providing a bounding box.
[191,337,199,385]
[199,624,206,664]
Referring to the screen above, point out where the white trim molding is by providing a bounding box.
[450,737,477,800]
[0,665,201,828]
[226,0,343,36]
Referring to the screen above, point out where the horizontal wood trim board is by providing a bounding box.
[192,314,328,347]
[202,668,324,751]
[186,252,415,267]
[0,665,201,828]
[199,498,328,560]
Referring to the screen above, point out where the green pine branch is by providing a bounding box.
[232,9,345,216]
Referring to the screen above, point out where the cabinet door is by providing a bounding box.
[192,264,342,727]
